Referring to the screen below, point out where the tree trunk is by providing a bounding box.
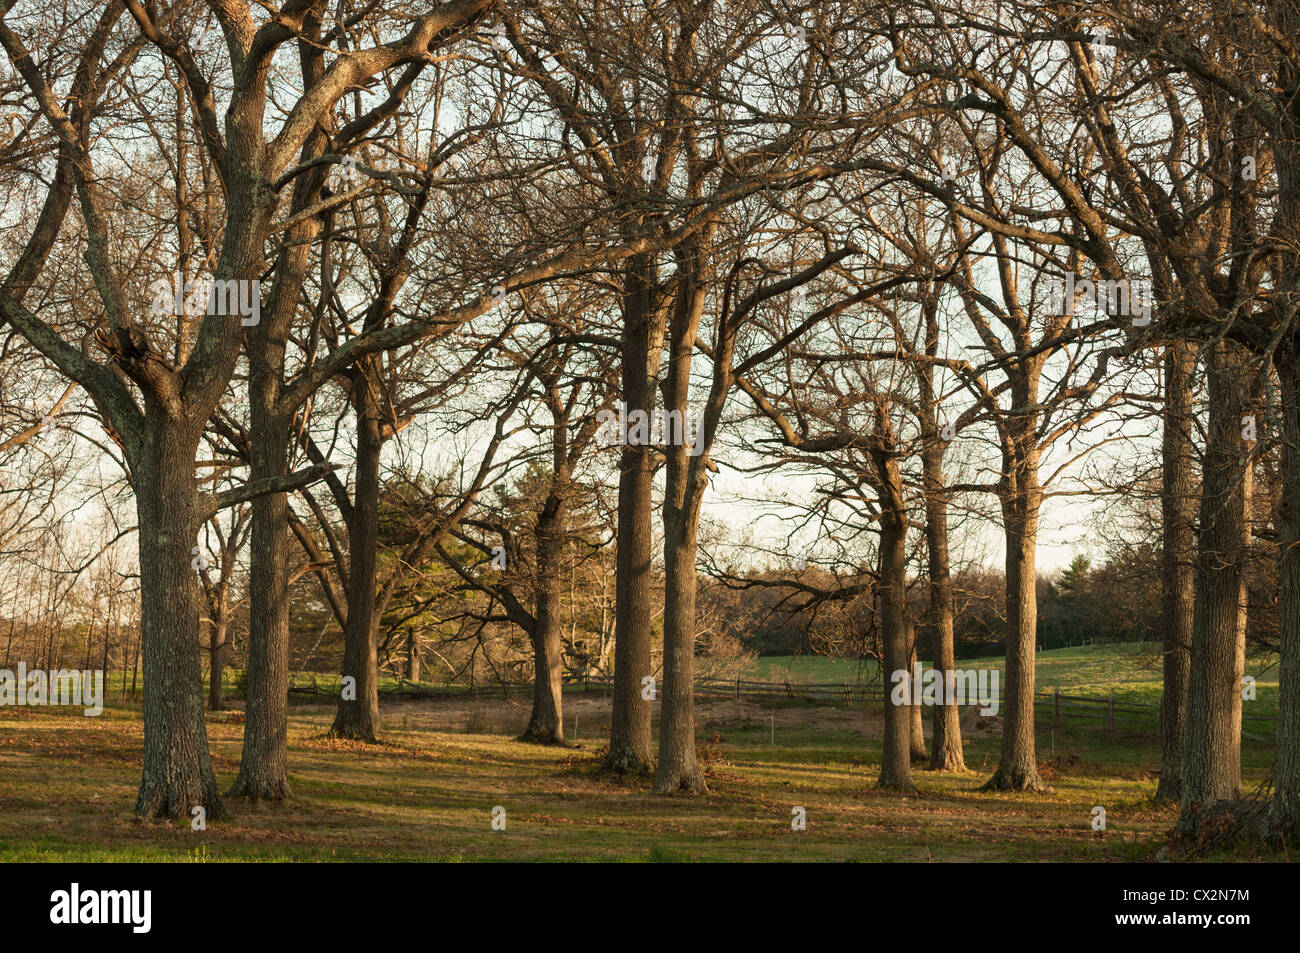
[1267,65,1300,834]
[910,688,927,764]
[100,610,112,709]
[522,494,566,745]
[131,623,141,701]
[133,422,225,820]
[330,371,383,742]
[208,619,226,712]
[228,392,292,799]
[228,102,338,794]
[878,497,914,792]
[1156,342,1196,803]
[907,622,927,763]
[922,442,965,771]
[653,241,712,795]
[1264,37,1300,837]
[604,257,660,775]
[1270,348,1300,839]
[873,419,915,793]
[1180,341,1249,825]
[984,443,1046,792]
[406,629,421,683]
[655,478,707,793]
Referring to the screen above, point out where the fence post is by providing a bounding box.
[1054,687,1060,728]
[735,677,741,701]
[1107,694,1114,734]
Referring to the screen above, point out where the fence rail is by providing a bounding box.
[283,671,1278,740]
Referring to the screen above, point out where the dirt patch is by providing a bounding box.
[959,706,1003,734]
[696,698,883,734]
[377,694,613,738]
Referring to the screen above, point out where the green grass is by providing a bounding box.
[192,644,1279,726]
[751,644,1280,712]
[0,658,1283,862]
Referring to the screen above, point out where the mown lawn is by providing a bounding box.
[0,684,1282,862]
[751,645,1280,721]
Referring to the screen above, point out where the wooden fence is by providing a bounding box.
[1040,688,1278,740]
[285,671,1280,741]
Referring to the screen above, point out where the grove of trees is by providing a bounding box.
[1,0,1298,845]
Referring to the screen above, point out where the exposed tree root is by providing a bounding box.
[981,765,1049,792]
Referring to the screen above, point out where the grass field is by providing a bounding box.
[751,644,1281,708]
[0,646,1283,862]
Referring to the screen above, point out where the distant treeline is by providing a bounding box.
[708,539,1278,662]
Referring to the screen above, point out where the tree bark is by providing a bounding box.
[1267,53,1300,834]
[907,621,928,763]
[653,239,713,795]
[1180,341,1249,824]
[208,619,227,712]
[329,369,383,742]
[922,441,965,771]
[655,493,707,792]
[604,256,660,775]
[1270,348,1300,838]
[878,511,915,791]
[133,421,225,820]
[1264,26,1300,836]
[406,629,421,683]
[984,429,1046,792]
[522,493,566,745]
[1156,342,1196,803]
[875,422,915,793]
[228,392,292,798]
